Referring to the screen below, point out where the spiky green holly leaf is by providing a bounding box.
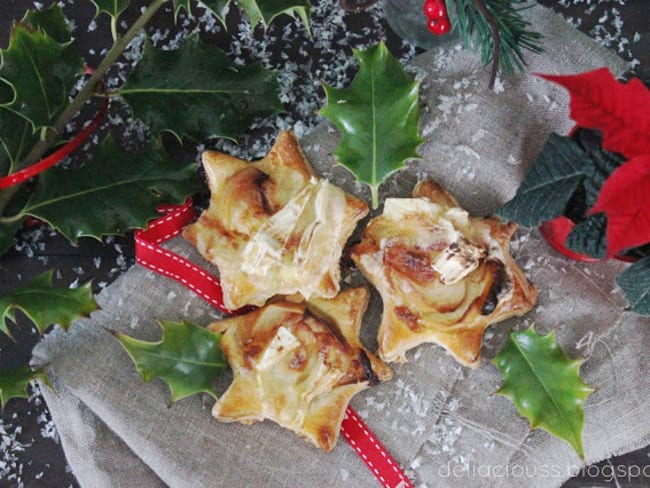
[90,0,130,20]
[0,366,50,409]
[319,42,422,208]
[22,4,73,43]
[0,6,74,173]
[18,136,201,242]
[0,219,24,256]
[493,327,593,459]
[616,256,650,316]
[497,133,594,227]
[0,77,13,104]
[0,105,38,176]
[115,320,226,403]
[118,34,282,142]
[170,0,191,16]
[0,23,83,129]
[236,0,311,29]
[0,270,98,338]
[0,183,32,254]
[178,0,310,29]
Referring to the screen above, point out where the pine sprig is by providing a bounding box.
[452,0,543,88]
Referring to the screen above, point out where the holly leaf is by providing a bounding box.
[22,4,73,44]
[196,0,229,21]
[0,106,38,175]
[565,213,608,259]
[184,0,310,29]
[0,366,50,409]
[616,256,650,315]
[0,77,12,105]
[170,0,192,16]
[0,270,98,338]
[115,320,226,403]
[493,327,593,459]
[0,219,24,256]
[236,0,311,29]
[497,133,593,227]
[319,42,422,208]
[0,23,83,129]
[0,6,74,173]
[91,0,130,20]
[0,183,32,254]
[590,155,650,257]
[119,34,282,142]
[539,69,650,159]
[18,136,201,242]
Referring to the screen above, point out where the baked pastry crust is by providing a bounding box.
[183,131,368,310]
[208,287,392,451]
[351,180,537,368]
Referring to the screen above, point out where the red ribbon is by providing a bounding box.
[0,97,109,190]
[134,200,231,314]
[135,201,414,488]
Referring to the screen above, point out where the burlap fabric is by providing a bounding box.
[33,5,649,487]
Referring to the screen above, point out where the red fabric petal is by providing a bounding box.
[590,156,650,257]
[539,68,650,159]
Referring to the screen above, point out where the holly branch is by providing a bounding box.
[0,0,168,218]
[0,0,312,253]
[23,0,167,170]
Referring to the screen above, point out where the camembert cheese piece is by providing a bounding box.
[351,180,537,368]
[208,287,392,451]
[183,131,368,310]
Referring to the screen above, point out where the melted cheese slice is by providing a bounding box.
[208,287,392,451]
[351,180,537,368]
[183,131,368,310]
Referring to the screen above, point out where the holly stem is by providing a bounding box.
[0,0,169,217]
[471,0,500,89]
[31,0,168,162]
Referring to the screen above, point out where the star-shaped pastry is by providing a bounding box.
[351,180,537,368]
[207,286,392,451]
[183,131,368,310]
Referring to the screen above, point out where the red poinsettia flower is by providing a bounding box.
[540,68,650,257]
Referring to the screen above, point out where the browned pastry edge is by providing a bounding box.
[183,131,369,310]
[351,179,537,368]
[207,287,392,451]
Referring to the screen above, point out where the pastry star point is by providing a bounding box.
[352,179,537,368]
[183,131,368,310]
[208,288,391,451]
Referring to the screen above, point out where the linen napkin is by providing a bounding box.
[34,4,648,487]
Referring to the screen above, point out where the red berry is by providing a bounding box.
[427,17,451,35]
[423,0,446,19]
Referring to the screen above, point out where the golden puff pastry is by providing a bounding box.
[351,180,537,369]
[183,131,368,310]
[208,287,392,451]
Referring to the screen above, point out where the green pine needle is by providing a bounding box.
[451,0,543,87]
